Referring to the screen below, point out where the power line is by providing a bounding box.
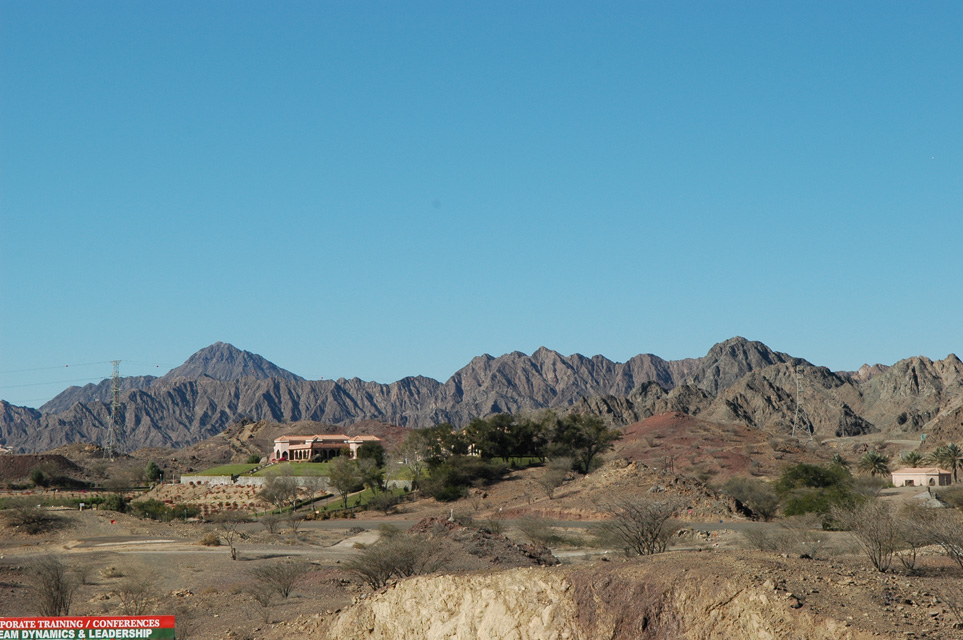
[0,362,113,375]
[0,359,172,391]
[0,377,108,390]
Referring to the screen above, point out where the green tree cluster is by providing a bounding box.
[130,499,199,521]
[400,412,620,502]
[774,463,860,519]
[144,461,163,483]
[722,477,779,521]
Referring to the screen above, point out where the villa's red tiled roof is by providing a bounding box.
[274,433,380,444]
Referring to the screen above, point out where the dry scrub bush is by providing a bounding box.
[344,532,447,590]
[913,508,963,570]
[246,585,274,623]
[248,561,310,599]
[259,513,282,534]
[4,501,63,535]
[741,526,785,552]
[833,500,900,572]
[212,512,249,560]
[537,458,572,500]
[517,516,562,546]
[780,514,829,559]
[115,575,157,615]
[596,498,679,556]
[286,511,306,534]
[198,532,221,546]
[31,555,77,616]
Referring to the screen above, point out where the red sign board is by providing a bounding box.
[0,617,175,639]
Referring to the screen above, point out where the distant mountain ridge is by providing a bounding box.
[2,338,962,452]
[163,341,304,382]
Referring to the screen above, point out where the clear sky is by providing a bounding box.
[2,2,961,409]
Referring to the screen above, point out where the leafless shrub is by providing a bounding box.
[248,561,310,599]
[517,516,561,546]
[914,508,963,570]
[169,603,200,640]
[481,515,505,535]
[780,514,828,559]
[366,492,401,515]
[537,458,572,500]
[741,526,785,552]
[31,555,77,616]
[596,499,679,556]
[258,475,298,512]
[259,513,282,534]
[833,500,899,572]
[212,511,249,560]
[938,582,963,628]
[286,511,306,535]
[4,501,63,535]
[71,563,95,586]
[344,533,448,590]
[246,584,274,623]
[892,503,931,574]
[115,575,157,615]
[467,488,484,512]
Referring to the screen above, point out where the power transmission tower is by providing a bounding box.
[105,360,124,459]
[791,364,813,441]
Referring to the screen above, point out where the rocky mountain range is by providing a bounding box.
[1,337,961,453]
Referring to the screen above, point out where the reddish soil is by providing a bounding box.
[615,411,827,482]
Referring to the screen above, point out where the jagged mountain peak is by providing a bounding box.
[684,336,804,394]
[162,342,303,382]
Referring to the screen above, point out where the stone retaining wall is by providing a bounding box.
[180,475,329,490]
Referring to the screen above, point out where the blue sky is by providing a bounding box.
[1,2,961,408]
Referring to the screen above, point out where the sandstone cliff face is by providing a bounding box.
[314,560,888,640]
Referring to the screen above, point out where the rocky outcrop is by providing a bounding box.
[681,337,805,395]
[859,355,963,432]
[572,382,713,426]
[701,363,876,438]
[314,558,892,640]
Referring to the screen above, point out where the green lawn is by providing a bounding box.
[196,464,258,476]
[254,461,330,477]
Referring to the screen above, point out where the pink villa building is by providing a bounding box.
[891,467,952,487]
[271,434,382,462]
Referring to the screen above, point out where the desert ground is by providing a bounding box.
[4,452,963,639]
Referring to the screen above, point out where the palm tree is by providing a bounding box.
[830,452,850,469]
[857,451,891,477]
[900,451,923,467]
[929,443,963,483]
